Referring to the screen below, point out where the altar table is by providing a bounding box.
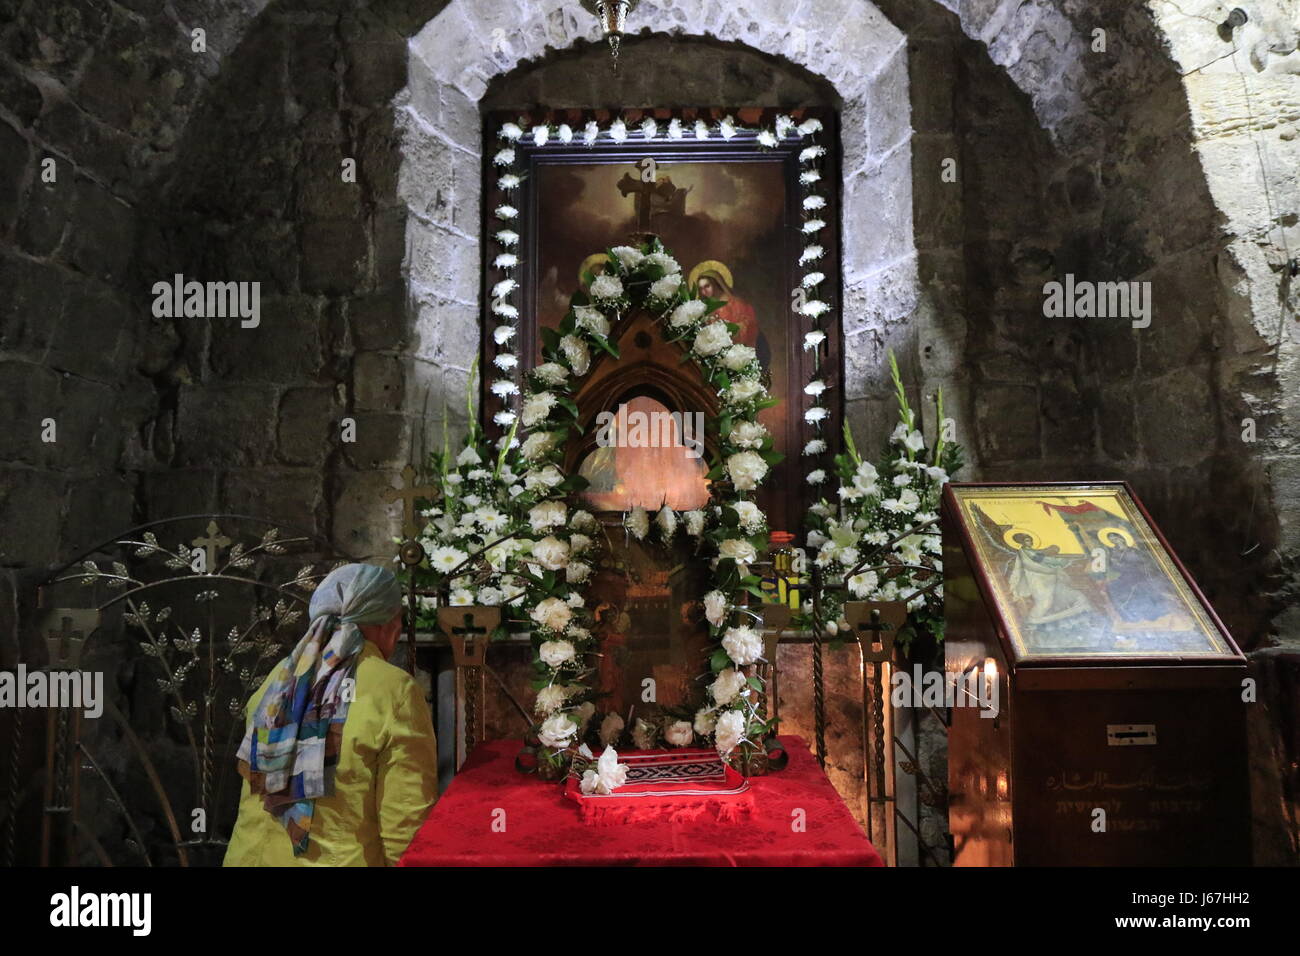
[399,735,883,867]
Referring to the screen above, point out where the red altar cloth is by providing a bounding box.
[400,735,883,867]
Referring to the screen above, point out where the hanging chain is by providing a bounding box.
[4,707,23,866]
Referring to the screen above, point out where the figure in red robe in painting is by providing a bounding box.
[692,261,768,367]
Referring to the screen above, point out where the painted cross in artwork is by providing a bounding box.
[950,485,1236,659]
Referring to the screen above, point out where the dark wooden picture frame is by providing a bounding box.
[479,106,842,538]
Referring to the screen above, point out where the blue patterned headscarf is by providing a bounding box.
[236,563,403,855]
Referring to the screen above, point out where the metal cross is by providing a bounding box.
[41,610,98,670]
[383,464,439,540]
[191,521,231,573]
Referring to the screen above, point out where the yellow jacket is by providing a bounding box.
[223,641,438,866]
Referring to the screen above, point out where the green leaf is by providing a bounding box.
[710,648,732,673]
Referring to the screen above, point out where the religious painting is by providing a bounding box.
[948,484,1237,660]
[481,107,839,538]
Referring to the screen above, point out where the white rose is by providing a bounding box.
[669,299,708,329]
[718,538,758,568]
[703,590,728,627]
[529,500,567,532]
[531,535,571,570]
[522,391,557,427]
[721,344,757,371]
[664,720,694,747]
[531,597,573,632]
[722,625,764,666]
[730,420,767,449]
[560,334,590,375]
[610,245,645,270]
[733,500,765,533]
[534,684,568,713]
[538,639,576,668]
[538,713,577,749]
[692,321,732,356]
[726,450,769,491]
[650,274,682,299]
[573,305,609,337]
[580,745,629,795]
[647,252,679,273]
[521,430,560,460]
[589,274,624,301]
[693,708,718,735]
[714,710,746,755]
[724,379,767,406]
[710,667,748,706]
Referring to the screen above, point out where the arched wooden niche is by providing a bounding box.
[567,307,719,717]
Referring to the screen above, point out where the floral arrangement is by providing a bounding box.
[803,352,963,649]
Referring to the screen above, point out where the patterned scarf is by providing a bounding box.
[236,563,402,856]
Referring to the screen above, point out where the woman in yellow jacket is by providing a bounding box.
[224,563,438,866]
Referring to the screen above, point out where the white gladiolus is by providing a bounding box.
[457,445,482,466]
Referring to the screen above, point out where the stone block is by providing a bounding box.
[61,472,137,556]
[277,386,340,466]
[396,110,454,223]
[911,134,962,249]
[353,351,406,411]
[45,279,129,382]
[209,295,325,384]
[405,219,478,304]
[296,142,364,220]
[843,149,915,277]
[175,384,279,467]
[0,121,28,236]
[341,410,409,468]
[0,468,65,567]
[974,384,1040,461]
[351,287,410,352]
[220,468,323,537]
[331,468,404,561]
[138,469,218,521]
[0,254,68,355]
[345,39,407,107]
[0,361,59,465]
[1138,366,1217,465]
[300,218,371,295]
[16,161,75,257]
[66,177,134,284]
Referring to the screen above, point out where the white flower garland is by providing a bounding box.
[488,112,832,761]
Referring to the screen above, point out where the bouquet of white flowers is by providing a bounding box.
[804,352,963,648]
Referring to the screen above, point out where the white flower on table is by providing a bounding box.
[632,718,657,750]
[599,712,625,747]
[693,708,718,735]
[580,746,629,795]
[664,720,694,747]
